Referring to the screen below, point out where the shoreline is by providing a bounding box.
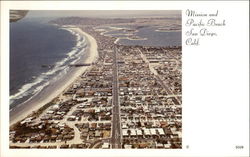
[10,26,98,126]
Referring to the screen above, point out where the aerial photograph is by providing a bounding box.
[9,10,182,149]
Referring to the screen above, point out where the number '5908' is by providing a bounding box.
[235,145,244,149]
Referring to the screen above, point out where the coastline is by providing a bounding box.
[10,26,98,126]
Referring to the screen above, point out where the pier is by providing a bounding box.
[69,63,92,67]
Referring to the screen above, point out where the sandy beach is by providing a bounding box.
[10,26,98,126]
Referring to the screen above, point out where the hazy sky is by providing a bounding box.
[26,10,181,19]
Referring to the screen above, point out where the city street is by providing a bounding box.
[111,46,122,148]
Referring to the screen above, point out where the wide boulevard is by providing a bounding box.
[111,46,122,148]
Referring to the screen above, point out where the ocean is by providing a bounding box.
[10,18,87,109]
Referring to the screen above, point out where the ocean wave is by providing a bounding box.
[10,28,88,107]
[10,75,46,102]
